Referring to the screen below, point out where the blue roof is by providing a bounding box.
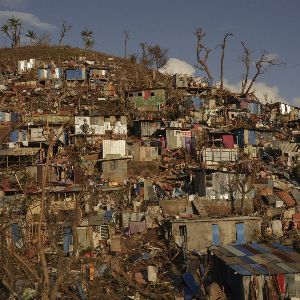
[212,242,300,276]
[230,264,252,276]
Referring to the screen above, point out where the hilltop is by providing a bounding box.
[0,45,169,89]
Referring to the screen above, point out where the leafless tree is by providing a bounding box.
[58,20,72,46]
[240,41,251,94]
[124,30,129,58]
[244,51,281,95]
[220,33,233,89]
[219,172,254,214]
[195,27,213,83]
[36,33,52,46]
[240,41,282,95]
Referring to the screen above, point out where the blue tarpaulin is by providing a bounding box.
[10,130,18,142]
[63,227,72,254]
[104,210,113,222]
[11,223,22,243]
[191,97,203,109]
[182,272,199,300]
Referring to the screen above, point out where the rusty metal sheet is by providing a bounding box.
[276,191,296,207]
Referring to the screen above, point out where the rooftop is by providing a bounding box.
[211,242,300,276]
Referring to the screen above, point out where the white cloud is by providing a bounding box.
[159,58,195,76]
[0,11,56,31]
[222,79,284,103]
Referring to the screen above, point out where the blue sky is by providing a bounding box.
[0,0,299,105]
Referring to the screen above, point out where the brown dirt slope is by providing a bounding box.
[0,46,169,89]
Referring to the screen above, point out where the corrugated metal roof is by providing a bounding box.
[230,264,252,276]
[233,244,255,256]
[271,242,294,252]
[263,194,282,205]
[211,243,300,276]
[248,242,270,254]
[223,244,245,257]
[276,191,296,207]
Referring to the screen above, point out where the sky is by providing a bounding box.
[0,0,299,105]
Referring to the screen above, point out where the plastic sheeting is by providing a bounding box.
[222,135,235,148]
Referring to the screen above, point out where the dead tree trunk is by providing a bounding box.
[195,27,213,83]
[220,33,233,89]
[241,41,251,94]
[38,130,56,300]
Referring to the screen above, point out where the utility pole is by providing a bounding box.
[124,30,129,59]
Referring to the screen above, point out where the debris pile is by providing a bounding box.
[0,46,300,299]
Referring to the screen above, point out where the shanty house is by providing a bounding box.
[132,119,163,138]
[89,67,110,82]
[65,68,86,82]
[100,140,131,183]
[166,128,192,150]
[202,148,239,166]
[131,140,161,161]
[172,74,188,89]
[210,242,300,300]
[233,128,274,147]
[37,67,62,82]
[0,147,41,169]
[101,154,128,184]
[18,59,40,73]
[127,88,165,112]
[164,216,262,253]
[75,116,127,136]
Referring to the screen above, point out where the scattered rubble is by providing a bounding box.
[0,46,300,299]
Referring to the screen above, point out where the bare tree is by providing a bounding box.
[124,30,129,58]
[36,33,52,46]
[195,27,213,83]
[219,172,254,214]
[240,41,251,94]
[220,33,233,89]
[148,44,168,71]
[58,20,72,46]
[244,51,281,95]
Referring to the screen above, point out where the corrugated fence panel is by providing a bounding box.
[102,140,126,159]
